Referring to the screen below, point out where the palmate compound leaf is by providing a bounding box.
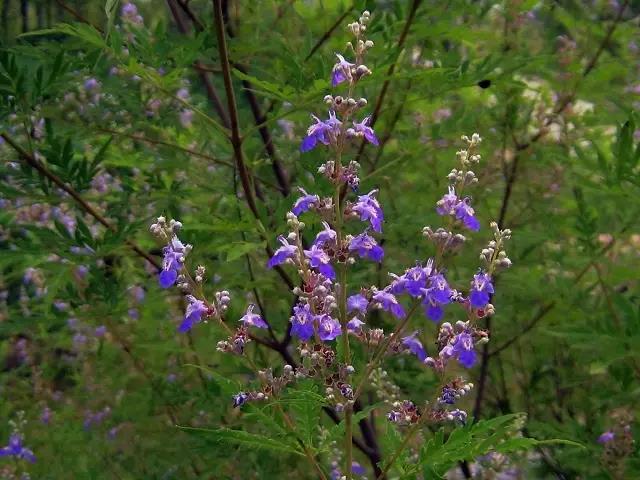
[177,426,305,457]
[397,414,582,479]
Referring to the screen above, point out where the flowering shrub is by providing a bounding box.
[0,1,639,479]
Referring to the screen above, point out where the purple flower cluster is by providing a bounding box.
[436,186,480,231]
[0,434,36,463]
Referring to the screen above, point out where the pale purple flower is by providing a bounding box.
[469,272,494,308]
[267,236,297,268]
[347,294,369,314]
[291,189,320,216]
[436,186,458,216]
[179,109,194,128]
[331,53,354,87]
[352,116,379,145]
[290,303,315,341]
[313,222,337,247]
[372,290,405,319]
[348,232,384,262]
[598,431,615,444]
[352,190,384,232]
[304,244,335,280]
[159,237,187,288]
[317,314,342,341]
[94,325,107,338]
[347,317,365,332]
[239,304,268,329]
[84,78,100,91]
[300,111,342,152]
[178,295,207,332]
[402,331,426,361]
[0,434,36,463]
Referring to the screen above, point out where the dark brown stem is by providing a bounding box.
[304,4,355,62]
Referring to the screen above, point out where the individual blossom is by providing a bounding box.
[300,111,342,152]
[598,431,615,444]
[291,189,320,216]
[422,273,453,322]
[290,303,315,341]
[401,331,426,361]
[348,232,384,262]
[441,331,476,368]
[351,190,384,232]
[350,116,379,145]
[304,244,336,280]
[0,433,36,463]
[454,198,480,231]
[267,236,298,268]
[372,290,405,319]
[469,271,494,308]
[239,304,268,329]
[347,294,369,315]
[159,237,188,288]
[347,317,365,332]
[313,222,337,247]
[317,314,342,341]
[436,186,459,216]
[331,53,354,87]
[178,295,207,332]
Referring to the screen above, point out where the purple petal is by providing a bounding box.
[300,135,317,152]
[159,269,177,288]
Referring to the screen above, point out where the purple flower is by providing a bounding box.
[469,272,494,308]
[348,232,384,262]
[290,303,315,341]
[313,222,337,247]
[300,111,342,152]
[402,332,426,361]
[372,290,405,319]
[317,314,342,341]
[347,294,369,314]
[598,431,615,444]
[94,325,107,338]
[436,186,458,216]
[422,273,453,322]
[268,236,298,268]
[304,244,335,280]
[352,116,379,145]
[178,295,207,332]
[84,78,99,91]
[159,237,187,288]
[347,317,365,332]
[402,264,431,297]
[233,392,249,408]
[352,190,384,233]
[292,189,320,216]
[0,434,36,463]
[41,407,52,425]
[239,304,268,329]
[441,332,476,368]
[331,53,354,87]
[454,199,480,231]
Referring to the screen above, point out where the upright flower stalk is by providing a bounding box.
[150,10,514,478]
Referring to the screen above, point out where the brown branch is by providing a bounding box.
[54,0,102,32]
[0,131,160,271]
[304,4,355,62]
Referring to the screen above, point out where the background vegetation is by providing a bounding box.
[0,0,639,478]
